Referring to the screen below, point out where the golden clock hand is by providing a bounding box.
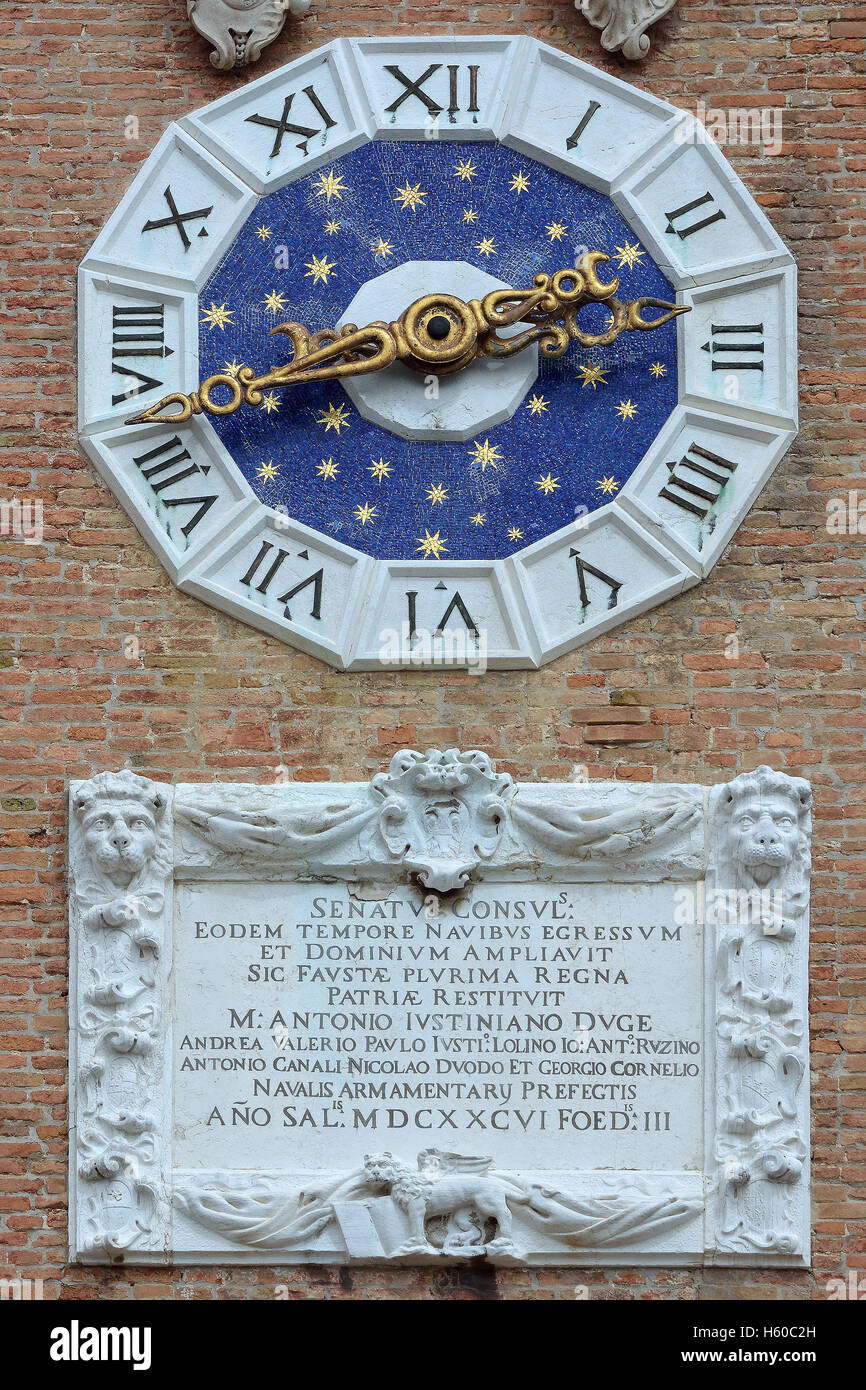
[125,251,688,426]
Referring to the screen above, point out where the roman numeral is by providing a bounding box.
[111,304,171,405]
[245,86,337,159]
[141,184,213,250]
[569,549,622,611]
[383,63,480,119]
[659,443,737,519]
[131,436,218,539]
[239,542,323,621]
[701,323,765,372]
[664,191,726,239]
[406,588,479,639]
[566,100,601,150]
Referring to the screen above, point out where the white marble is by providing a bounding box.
[69,753,811,1267]
[339,261,538,442]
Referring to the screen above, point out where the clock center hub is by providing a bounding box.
[338,259,539,443]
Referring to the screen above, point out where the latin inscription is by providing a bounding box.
[174,879,703,1172]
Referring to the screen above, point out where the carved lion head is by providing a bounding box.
[73,771,167,889]
[719,766,811,889]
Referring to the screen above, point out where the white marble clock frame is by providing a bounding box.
[78,36,798,669]
[69,754,811,1267]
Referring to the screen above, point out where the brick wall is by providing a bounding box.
[1,0,863,1300]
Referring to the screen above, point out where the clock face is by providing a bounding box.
[78,36,798,669]
[198,140,679,560]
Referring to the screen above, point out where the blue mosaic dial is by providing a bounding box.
[199,139,678,562]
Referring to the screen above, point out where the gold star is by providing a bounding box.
[312,169,347,202]
[261,391,281,414]
[507,526,524,542]
[509,170,530,194]
[416,528,448,559]
[200,301,234,331]
[325,219,341,235]
[262,290,287,314]
[577,362,609,390]
[469,438,502,472]
[650,361,668,378]
[222,357,245,378]
[394,181,427,212]
[527,393,549,417]
[255,225,272,241]
[317,401,351,434]
[453,157,478,182]
[546,220,568,242]
[475,235,497,258]
[372,237,395,261]
[535,472,560,496]
[470,512,485,526]
[256,459,280,482]
[615,240,645,270]
[615,399,638,421]
[317,457,339,480]
[596,475,620,495]
[369,457,393,482]
[462,208,479,224]
[425,482,449,506]
[354,501,378,526]
[304,253,337,286]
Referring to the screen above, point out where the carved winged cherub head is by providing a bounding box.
[73,771,167,890]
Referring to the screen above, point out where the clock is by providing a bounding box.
[78,36,797,669]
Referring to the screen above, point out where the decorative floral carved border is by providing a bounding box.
[706,767,812,1262]
[69,772,174,1262]
[69,754,810,1265]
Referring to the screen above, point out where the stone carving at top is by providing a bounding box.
[372,749,512,892]
[577,0,677,60]
[708,767,812,1257]
[175,747,703,884]
[186,0,312,71]
[176,1149,700,1260]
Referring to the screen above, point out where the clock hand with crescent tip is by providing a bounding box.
[125,251,689,427]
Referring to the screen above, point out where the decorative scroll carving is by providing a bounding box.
[578,0,677,61]
[70,771,173,1262]
[69,755,810,1267]
[187,0,311,72]
[371,749,513,892]
[176,1150,700,1260]
[708,767,811,1258]
[174,748,703,884]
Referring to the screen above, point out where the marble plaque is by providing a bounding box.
[68,752,811,1267]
